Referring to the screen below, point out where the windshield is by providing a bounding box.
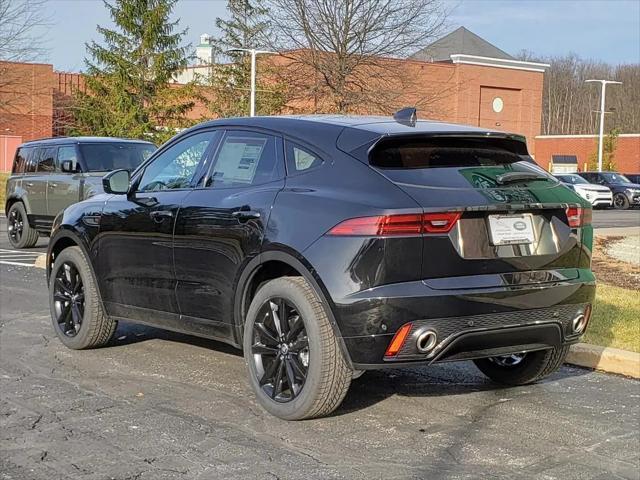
[558,174,588,185]
[79,143,156,172]
[600,172,631,183]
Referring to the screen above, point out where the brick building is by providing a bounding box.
[535,134,640,174]
[1,27,554,171]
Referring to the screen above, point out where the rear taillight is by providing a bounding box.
[423,212,462,233]
[384,323,413,357]
[328,212,460,236]
[565,206,592,228]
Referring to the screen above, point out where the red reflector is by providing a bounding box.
[385,323,413,357]
[328,212,461,236]
[565,206,591,228]
[423,212,462,233]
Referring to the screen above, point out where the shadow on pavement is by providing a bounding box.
[103,320,593,416]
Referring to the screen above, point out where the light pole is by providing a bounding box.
[585,79,622,172]
[226,48,276,117]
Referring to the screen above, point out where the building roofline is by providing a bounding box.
[450,54,550,72]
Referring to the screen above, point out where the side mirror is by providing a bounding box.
[61,160,76,173]
[103,169,130,195]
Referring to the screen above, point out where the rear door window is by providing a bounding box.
[37,147,57,173]
[206,131,281,188]
[25,148,39,173]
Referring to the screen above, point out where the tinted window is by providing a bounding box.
[57,146,80,172]
[600,172,630,183]
[370,137,527,169]
[25,148,39,173]
[139,131,215,192]
[37,147,56,172]
[12,147,31,174]
[285,142,323,173]
[206,132,279,188]
[558,174,588,185]
[79,143,156,172]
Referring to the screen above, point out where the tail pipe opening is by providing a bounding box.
[416,330,438,354]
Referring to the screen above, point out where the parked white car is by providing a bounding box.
[555,174,613,208]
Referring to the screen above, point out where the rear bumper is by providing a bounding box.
[334,268,596,369]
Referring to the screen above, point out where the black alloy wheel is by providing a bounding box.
[613,193,630,209]
[8,207,24,244]
[52,262,85,337]
[251,298,309,402]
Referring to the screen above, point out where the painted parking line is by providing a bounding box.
[0,249,45,268]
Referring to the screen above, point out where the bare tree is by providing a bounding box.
[0,0,49,114]
[264,0,449,114]
[516,51,639,135]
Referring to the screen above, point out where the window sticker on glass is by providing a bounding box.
[213,137,266,184]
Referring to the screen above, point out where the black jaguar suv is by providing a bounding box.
[46,112,595,420]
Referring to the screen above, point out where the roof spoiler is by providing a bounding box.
[393,107,417,127]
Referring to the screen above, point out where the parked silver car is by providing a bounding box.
[5,137,156,248]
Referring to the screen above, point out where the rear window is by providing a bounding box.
[12,147,32,174]
[370,137,529,169]
[79,143,156,172]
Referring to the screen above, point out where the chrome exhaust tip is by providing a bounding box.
[416,330,438,354]
[572,314,587,334]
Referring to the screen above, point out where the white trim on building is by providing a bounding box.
[449,54,550,72]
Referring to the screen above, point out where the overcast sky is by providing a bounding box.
[38,0,639,72]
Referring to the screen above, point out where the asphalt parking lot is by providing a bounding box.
[1,213,639,480]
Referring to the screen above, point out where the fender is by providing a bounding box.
[46,226,94,281]
[233,247,354,368]
[5,187,31,215]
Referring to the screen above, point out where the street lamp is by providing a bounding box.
[226,48,276,117]
[585,79,622,172]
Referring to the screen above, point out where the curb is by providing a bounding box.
[34,254,46,269]
[566,343,640,379]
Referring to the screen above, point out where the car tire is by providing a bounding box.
[7,202,39,249]
[613,193,630,210]
[243,276,352,420]
[473,346,569,386]
[49,246,118,349]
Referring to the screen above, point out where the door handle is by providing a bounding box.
[49,183,58,188]
[232,210,261,220]
[150,210,173,222]
[26,182,34,187]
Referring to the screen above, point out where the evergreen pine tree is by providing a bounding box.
[207,0,285,117]
[72,0,196,142]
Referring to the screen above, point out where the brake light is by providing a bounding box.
[384,323,413,357]
[327,212,460,236]
[565,206,592,228]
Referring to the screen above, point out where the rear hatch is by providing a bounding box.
[366,135,589,284]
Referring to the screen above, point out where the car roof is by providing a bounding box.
[20,136,155,147]
[195,115,507,136]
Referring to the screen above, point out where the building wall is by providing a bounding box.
[454,64,544,156]
[0,135,22,172]
[535,134,640,173]
[0,58,546,155]
[0,61,55,141]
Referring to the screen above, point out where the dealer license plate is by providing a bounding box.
[487,214,535,246]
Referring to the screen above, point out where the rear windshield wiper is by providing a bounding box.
[496,171,550,185]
